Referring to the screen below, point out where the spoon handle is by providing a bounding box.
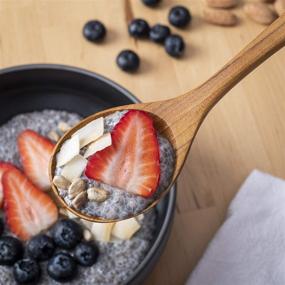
[189,13,285,110]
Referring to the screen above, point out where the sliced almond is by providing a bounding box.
[72,117,104,148]
[203,8,238,26]
[58,121,71,133]
[84,133,112,158]
[48,130,60,142]
[112,218,141,240]
[136,214,144,222]
[71,191,87,210]
[206,0,238,9]
[61,155,87,182]
[275,0,285,16]
[68,178,86,199]
[244,3,277,25]
[56,135,80,167]
[91,222,114,242]
[87,187,109,202]
[53,175,71,190]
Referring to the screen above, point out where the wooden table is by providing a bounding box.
[0,0,285,284]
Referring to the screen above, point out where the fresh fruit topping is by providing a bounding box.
[165,34,185,57]
[112,218,141,240]
[26,234,55,261]
[72,117,104,148]
[0,162,18,208]
[85,110,160,198]
[0,236,23,266]
[0,219,3,236]
[168,6,192,28]
[128,18,150,38]
[87,187,109,203]
[56,135,80,167]
[52,219,83,249]
[2,168,58,240]
[116,50,140,72]
[91,223,114,242]
[149,24,171,43]
[84,133,112,158]
[74,241,99,267]
[18,130,54,190]
[13,258,41,284]
[83,20,106,42]
[61,155,88,182]
[47,252,77,282]
[142,0,161,7]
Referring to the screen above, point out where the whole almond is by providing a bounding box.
[203,8,238,26]
[53,175,71,190]
[72,191,87,210]
[87,187,109,203]
[68,178,86,199]
[274,0,285,16]
[244,3,277,25]
[206,0,238,9]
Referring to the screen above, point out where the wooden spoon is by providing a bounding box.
[50,15,285,222]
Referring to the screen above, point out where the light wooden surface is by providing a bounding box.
[0,1,285,284]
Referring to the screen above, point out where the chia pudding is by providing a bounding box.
[0,110,159,285]
[54,110,175,220]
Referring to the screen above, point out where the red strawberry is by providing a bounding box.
[85,110,160,197]
[18,130,54,190]
[0,162,16,209]
[2,167,58,240]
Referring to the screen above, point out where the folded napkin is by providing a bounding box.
[187,170,285,285]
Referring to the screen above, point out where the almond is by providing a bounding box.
[48,130,60,142]
[68,178,86,199]
[53,175,71,190]
[58,121,71,133]
[206,0,238,9]
[203,8,238,26]
[244,3,277,25]
[274,0,285,16]
[87,187,109,203]
[71,191,87,210]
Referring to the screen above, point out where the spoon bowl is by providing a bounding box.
[50,14,285,222]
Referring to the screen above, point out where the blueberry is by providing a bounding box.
[149,24,171,43]
[83,20,106,42]
[128,19,150,38]
[47,252,77,282]
[164,34,185,57]
[0,236,23,266]
[168,6,191,28]
[116,50,140,72]
[142,0,161,7]
[26,234,55,261]
[0,219,4,236]
[13,259,40,285]
[52,219,83,249]
[74,241,99,267]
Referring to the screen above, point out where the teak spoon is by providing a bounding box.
[50,14,285,223]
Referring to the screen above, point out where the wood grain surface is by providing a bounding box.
[0,1,285,284]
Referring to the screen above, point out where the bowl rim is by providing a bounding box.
[0,63,176,284]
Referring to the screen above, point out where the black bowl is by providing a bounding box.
[0,64,176,285]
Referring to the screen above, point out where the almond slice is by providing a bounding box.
[91,222,114,242]
[84,133,112,158]
[72,117,104,148]
[56,135,80,167]
[112,218,141,240]
[61,155,87,182]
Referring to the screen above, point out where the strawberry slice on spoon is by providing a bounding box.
[18,130,54,190]
[3,167,58,240]
[85,110,160,198]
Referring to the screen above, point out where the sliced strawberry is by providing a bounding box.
[18,130,54,190]
[0,162,16,209]
[3,167,58,240]
[85,110,160,197]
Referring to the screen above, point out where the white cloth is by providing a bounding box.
[187,170,285,285]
